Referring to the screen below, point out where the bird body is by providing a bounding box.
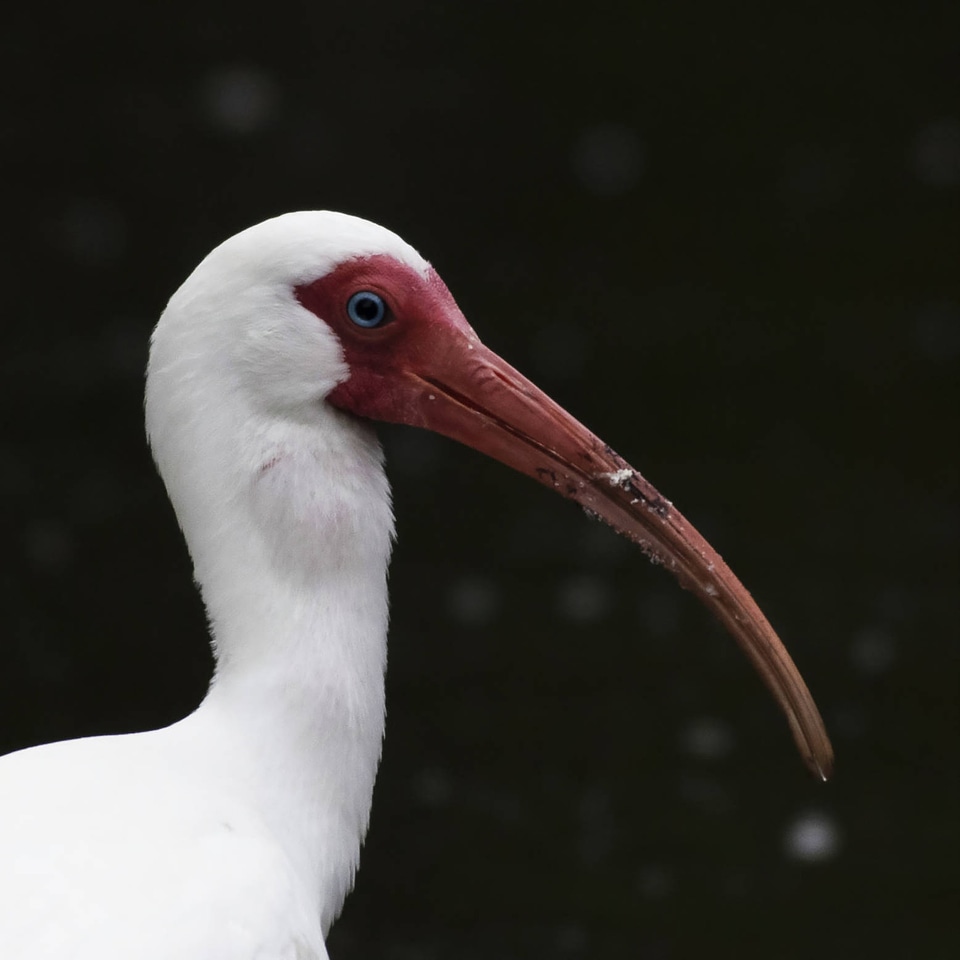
[0,212,832,958]
[0,721,326,957]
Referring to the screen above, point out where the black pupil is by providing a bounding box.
[356,296,380,322]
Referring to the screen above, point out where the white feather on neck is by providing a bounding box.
[143,213,408,930]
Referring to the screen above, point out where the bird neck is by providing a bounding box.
[169,406,395,931]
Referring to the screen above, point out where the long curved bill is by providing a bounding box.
[393,339,834,780]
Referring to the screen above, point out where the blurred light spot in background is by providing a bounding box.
[410,767,453,809]
[555,923,588,954]
[52,198,126,266]
[14,617,72,685]
[636,863,675,900]
[447,575,500,626]
[912,117,960,187]
[199,65,280,135]
[103,318,153,378]
[530,321,588,381]
[914,300,960,362]
[71,468,124,525]
[783,810,841,862]
[677,774,735,816]
[571,123,644,196]
[781,143,850,207]
[832,699,868,741]
[469,781,522,824]
[556,574,612,623]
[578,784,615,866]
[721,870,749,900]
[24,519,74,573]
[480,235,530,294]
[637,588,681,637]
[680,716,734,762]
[0,444,30,498]
[849,626,896,677]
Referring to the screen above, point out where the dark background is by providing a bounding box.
[2,2,957,957]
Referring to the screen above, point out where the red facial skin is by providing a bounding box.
[296,256,834,781]
[297,256,477,425]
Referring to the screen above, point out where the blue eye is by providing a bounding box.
[346,291,388,328]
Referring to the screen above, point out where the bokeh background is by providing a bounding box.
[2,3,957,957]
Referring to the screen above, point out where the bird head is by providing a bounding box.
[147,211,833,780]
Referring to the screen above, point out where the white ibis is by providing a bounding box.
[0,212,832,958]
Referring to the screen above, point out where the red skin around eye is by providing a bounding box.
[296,254,478,425]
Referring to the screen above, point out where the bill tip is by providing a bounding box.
[811,753,834,783]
